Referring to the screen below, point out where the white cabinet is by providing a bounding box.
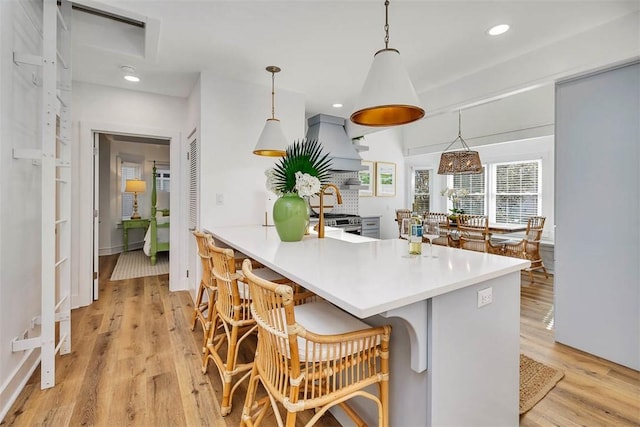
[360,216,380,239]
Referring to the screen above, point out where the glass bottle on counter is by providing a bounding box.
[408,213,423,255]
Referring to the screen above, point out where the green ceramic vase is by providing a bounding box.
[273,193,309,242]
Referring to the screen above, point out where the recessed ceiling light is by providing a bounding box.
[120,65,140,82]
[332,103,343,108]
[487,24,510,36]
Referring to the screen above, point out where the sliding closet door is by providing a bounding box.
[555,61,639,370]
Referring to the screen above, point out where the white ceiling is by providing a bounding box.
[71,0,640,118]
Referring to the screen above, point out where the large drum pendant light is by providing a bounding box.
[351,0,424,127]
[254,66,287,157]
[437,110,483,175]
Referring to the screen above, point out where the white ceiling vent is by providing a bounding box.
[71,0,159,61]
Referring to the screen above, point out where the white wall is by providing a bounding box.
[72,82,187,307]
[0,0,45,419]
[198,72,306,229]
[358,128,407,240]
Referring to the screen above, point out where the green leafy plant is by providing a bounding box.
[268,139,332,196]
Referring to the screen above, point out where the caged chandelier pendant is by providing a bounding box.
[437,110,482,175]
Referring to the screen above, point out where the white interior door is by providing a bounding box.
[93,132,100,300]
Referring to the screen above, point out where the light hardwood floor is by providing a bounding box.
[2,255,639,426]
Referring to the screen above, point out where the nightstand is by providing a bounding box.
[122,218,150,251]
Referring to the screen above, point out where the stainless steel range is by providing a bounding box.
[311,213,362,235]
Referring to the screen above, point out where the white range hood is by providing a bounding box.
[305,114,362,172]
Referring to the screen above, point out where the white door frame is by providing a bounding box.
[93,132,100,300]
[76,120,186,308]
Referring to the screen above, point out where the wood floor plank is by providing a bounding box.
[3,256,638,427]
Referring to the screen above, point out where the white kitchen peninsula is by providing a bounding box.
[208,225,529,426]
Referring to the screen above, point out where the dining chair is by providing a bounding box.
[423,212,452,246]
[239,259,391,427]
[503,216,549,283]
[395,209,412,239]
[456,215,489,252]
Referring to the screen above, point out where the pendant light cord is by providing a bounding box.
[384,0,390,49]
[442,110,473,152]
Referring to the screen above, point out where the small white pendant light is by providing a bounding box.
[254,66,288,157]
[351,0,425,127]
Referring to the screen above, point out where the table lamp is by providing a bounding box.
[125,179,146,219]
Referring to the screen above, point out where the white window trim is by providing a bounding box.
[410,166,433,213]
[446,158,542,225]
[119,159,143,221]
[489,159,542,224]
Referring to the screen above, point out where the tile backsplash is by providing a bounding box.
[326,171,359,215]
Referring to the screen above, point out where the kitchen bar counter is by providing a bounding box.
[207,224,529,426]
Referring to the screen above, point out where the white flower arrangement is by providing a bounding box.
[294,171,321,197]
[441,187,469,216]
[440,187,469,202]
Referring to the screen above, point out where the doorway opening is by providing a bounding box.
[93,132,171,300]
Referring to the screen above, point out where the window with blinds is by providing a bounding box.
[121,161,141,219]
[189,139,199,230]
[453,169,486,215]
[411,169,430,213]
[155,168,170,192]
[494,160,540,224]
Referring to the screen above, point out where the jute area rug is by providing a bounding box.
[110,250,169,281]
[520,353,564,414]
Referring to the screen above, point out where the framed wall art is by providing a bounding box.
[375,162,396,197]
[358,161,374,197]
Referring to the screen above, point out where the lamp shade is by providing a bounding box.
[125,179,146,193]
[437,151,483,175]
[253,118,287,157]
[351,49,425,127]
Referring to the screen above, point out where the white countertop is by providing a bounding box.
[207,225,529,318]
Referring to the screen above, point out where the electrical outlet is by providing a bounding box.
[478,287,493,308]
[216,193,224,206]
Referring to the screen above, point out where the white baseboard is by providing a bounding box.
[0,349,40,422]
[98,242,144,256]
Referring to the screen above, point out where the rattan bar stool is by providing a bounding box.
[190,230,217,353]
[240,259,391,427]
[202,241,311,416]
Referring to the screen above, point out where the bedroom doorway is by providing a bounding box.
[92,132,171,300]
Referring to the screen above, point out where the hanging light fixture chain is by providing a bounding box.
[384,0,390,49]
